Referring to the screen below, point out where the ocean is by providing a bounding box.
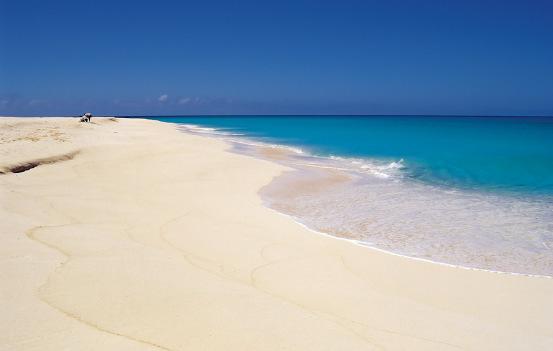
[151,115,553,276]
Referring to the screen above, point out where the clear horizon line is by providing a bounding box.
[2,114,553,118]
[120,114,553,118]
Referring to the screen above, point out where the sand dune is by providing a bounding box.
[1,117,552,350]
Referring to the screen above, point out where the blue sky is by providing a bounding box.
[1,0,552,116]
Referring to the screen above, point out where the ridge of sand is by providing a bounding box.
[1,117,552,350]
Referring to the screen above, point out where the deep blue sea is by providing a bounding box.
[153,116,553,196]
[150,115,553,276]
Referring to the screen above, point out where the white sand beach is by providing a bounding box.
[1,117,552,350]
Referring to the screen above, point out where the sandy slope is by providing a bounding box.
[1,117,552,350]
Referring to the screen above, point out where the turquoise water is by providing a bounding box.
[150,115,553,275]
[153,116,553,196]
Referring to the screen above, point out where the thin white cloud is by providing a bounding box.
[158,94,168,102]
[178,97,191,105]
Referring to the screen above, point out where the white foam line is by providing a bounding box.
[290,163,352,172]
[263,205,552,279]
[228,138,305,155]
[178,122,402,179]
[172,120,552,279]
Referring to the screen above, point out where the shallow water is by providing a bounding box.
[156,117,553,276]
[155,116,553,195]
[263,168,553,276]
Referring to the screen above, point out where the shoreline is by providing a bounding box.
[176,121,553,277]
[2,117,553,350]
[187,122,553,279]
[268,205,553,280]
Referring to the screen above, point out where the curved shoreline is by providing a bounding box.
[266,206,553,280]
[173,121,553,278]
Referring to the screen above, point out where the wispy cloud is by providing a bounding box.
[158,94,168,102]
[178,97,191,105]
